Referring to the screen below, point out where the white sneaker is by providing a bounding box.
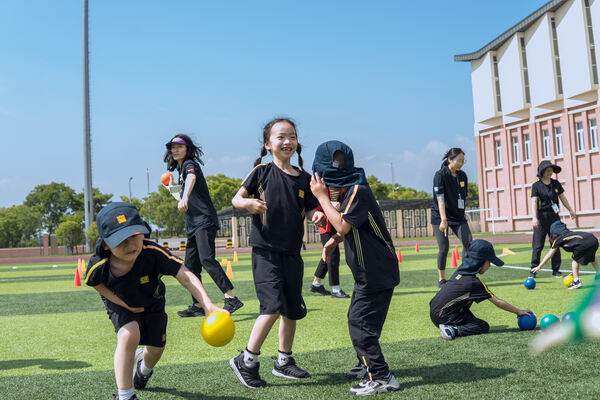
[568,280,583,290]
[439,324,456,340]
[349,373,400,396]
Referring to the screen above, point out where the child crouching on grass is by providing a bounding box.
[84,202,227,400]
[310,140,400,396]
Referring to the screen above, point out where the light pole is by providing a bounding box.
[146,168,150,194]
[387,162,395,190]
[129,177,133,200]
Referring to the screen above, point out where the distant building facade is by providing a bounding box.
[456,0,600,232]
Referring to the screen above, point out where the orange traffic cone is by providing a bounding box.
[74,267,81,287]
[226,261,234,279]
[451,249,458,268]
[221,258,228,266]
[454,245,460,260]
[415,243,420,253]
[397,248,403,263]
[233,251,239,263]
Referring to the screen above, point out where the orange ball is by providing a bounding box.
[160,172,173,186]
[201,311,235,347]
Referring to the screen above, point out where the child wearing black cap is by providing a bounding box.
[164,134,244,317]
[529,160,576,278]
[531,221,599,289]
[429,239,532,340]
[310,140,400,396]
[85,202,227,400]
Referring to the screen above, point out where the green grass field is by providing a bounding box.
[1,244,599,399]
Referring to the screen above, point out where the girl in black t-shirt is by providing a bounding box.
[164,134,243,317]
[529,160,576,278]
[431,148,472,288]
[229,118,325,389]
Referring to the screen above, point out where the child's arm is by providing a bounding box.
[306,208,326,228]
[322,233,344,263]
[531,197,539,227]
[178,174,196,212]
[93,283,144,313]
[489,295,532,317]
[232,187,267,214]
[175,265,228,315]
[558,193,576,219]
[531,247,558,273]
[310,173,352,235]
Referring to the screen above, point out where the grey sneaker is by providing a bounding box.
[331,290,350,299]
[272,356,311,379]
[112,395,138,400]
[224,297,244,314]
[229,352,267,389]
[568,280,583,290]
[439,324,456,340]
[349,373,400,396]
[132,348,152,390]
[552,271,563,278]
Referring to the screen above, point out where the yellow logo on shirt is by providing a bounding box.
[555,189,558,192]
[460,181,465,187]
[117,215,127,224]
[140,275,149,284]
[299,189,305,199]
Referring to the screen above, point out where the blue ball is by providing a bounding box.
[540,314,560,330]
[561,312,575,323]
[524,278,536,290]
[518,313,537,330]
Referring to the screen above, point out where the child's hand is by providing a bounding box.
[128,306,145,313]
[178,198,188,212]
[310,173,328,199]
[312,211,326,227]
[246,199,267,214]
[322,237,339,263]
[517,309,533,317]
[203,302,230,316]
[530,265,541,274]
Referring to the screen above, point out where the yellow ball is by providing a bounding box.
[201,311,235,347]
[563,274,574,288]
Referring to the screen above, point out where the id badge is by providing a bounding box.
[458,199,465,209]
[551,203,559,214]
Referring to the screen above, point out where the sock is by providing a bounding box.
[277,350,292,365]
[243,348,259,367]
[312,282,322,287]
[118,388,135,400]
[140,359,153,376]
[331,285,340,293]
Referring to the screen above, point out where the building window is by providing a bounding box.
[554,127,563,156]
[523,133,531,162]
[512,136,520,163]
[519,37,531,104]
[542,129,551,158]
[584,0,599,85]
[495,140,502,167]
[590,118,598,150]
[550,17,563,95]
[576,121,585,152]
[492,55,502,112]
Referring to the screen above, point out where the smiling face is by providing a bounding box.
[265,121,297,162]
[170,143,187,162]
[104,233,144,264]
[448,152,465,171]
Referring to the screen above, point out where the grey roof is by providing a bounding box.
[454,0,567,62]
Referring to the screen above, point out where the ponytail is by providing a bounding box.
[441,147,465,169]
[254,146,268,167]
[297,143,304,171]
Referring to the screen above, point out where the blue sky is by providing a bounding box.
[0,0,548,207]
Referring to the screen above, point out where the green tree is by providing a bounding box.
[86,221,99,249]
[140,186,184,237]
[74,188,113,216]
[206,174,242,211]
[24,182,79,234]
[119,196,144,211]
[366,175,391,200]
[0,205,41,248]
[467,181,480,207]
[55,220,83,254]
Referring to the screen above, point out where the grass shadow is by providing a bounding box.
[146,386,253,400]
[0,358,91,371]
[396,362,515,389]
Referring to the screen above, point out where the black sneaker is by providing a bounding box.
[568,280,583,290]
[133,348,152,390]
[528,271,537,278]
[272,356,311,379]
[346,362,367,379]
[439,324,456,340]
[224,297,244,314]
[438,279,447,288]
[552,271,563,278]
[177,304,204,317]
[229,352,267,389]
[112,395,138,400]
[309,284,331,296]
[331,290,350,299]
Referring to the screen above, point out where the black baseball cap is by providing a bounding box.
[456,239,504,275]
[96,202,150,248]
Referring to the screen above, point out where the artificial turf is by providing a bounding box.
[0,243,598,399]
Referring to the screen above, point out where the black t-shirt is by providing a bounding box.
[85,240,183,312]
[530,179,564,215]
[552,231,598,256]
[340,184,400,292]
[242,162,320,254]
[431,167,468,225]
[178,159,219,235]
[429,271,493,319]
